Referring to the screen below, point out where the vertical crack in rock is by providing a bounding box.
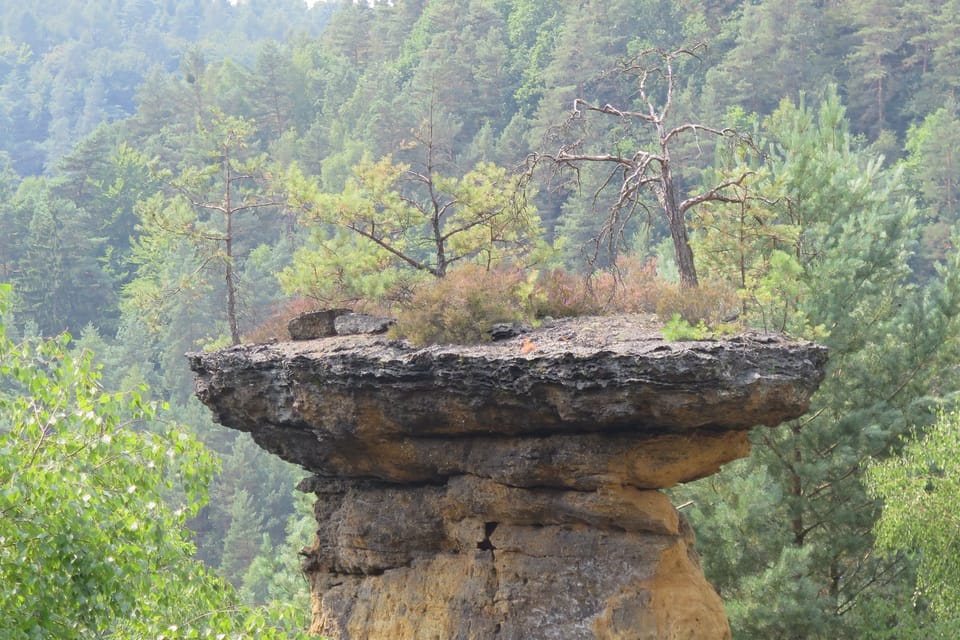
[190,313,827,640]
[478,522,498,554]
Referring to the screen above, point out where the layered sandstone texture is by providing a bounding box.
[189,314,828,640]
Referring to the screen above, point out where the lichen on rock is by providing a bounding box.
[189,313,827,639]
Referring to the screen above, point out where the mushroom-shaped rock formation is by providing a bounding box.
[189,314,827,640]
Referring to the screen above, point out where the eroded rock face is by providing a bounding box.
[189,314,827,639]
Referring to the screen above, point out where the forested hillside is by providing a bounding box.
[3,0,960,637]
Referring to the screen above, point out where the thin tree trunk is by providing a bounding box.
[662,169,699,287]
[223,148,241,345]
[670,213,699,288]
[225,211,240,345]
[792,428,804,546]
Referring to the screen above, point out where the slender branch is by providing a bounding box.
[440,208,507,243]
[346,223,438,276]
[190,199,283,215]
[555,150,638,166]
[663,123,736,147]
[575,98,658,123]
[761,432,799,479]
[679,172,753,213]
[539,44,751,287]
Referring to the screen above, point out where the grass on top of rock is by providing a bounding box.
[245,258,742,346]
[391,264,532,346]
[389,258,741,346]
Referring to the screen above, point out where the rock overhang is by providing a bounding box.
[188,314,827,489]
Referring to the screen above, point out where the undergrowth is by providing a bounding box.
[246,257,743,346]
[392,264,531,346]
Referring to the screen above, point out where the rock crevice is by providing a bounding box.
[190,314,827,639]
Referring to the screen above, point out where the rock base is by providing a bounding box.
[299,475,731,640]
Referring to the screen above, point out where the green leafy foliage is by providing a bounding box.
[287,145,542,298]
[868,408,960,630]
[239,492,315,610]
[8,2,960,637]
[660,313,711,341]
[902,103,960,276]
[674,88,960,639]
[0,282,310,638]
[279,225,424,308]
[124,111,288,346]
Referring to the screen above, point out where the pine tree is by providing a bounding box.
[15,177,113,335]
[239,492,314,611]
[0,154,25,281]
[675,88,960,639]
[124,112,285,346]
[219,488,266,588]
[902,103,960,276]
[701,0,834,120]
[842,0,908,136]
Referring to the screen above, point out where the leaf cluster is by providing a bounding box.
[0,282,311,638]
[868,407,960,628]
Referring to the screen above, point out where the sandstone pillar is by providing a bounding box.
[190,314,827,639]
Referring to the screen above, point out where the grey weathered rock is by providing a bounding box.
[287,308,353,340]
[333,312,395,335]
[490,321,533,340]
[191,316,826,486]
[189,314,827,640]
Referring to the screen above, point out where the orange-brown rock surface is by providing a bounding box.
[189,314,827,640]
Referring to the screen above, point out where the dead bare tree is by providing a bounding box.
[538,44,752,288]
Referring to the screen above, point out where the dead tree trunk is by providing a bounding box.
[540,44,751,288]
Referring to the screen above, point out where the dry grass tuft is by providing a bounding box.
[392,264,531,346]
[249,258,742,346]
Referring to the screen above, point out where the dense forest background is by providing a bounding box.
[4,0,960,637]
